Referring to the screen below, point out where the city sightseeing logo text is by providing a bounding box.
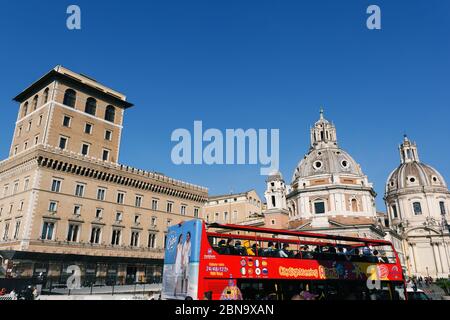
[171,121,279,175]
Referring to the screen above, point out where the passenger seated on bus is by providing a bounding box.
[279,243,293,258]
[372,250,389,263]
[263,242,277,257]
[252,243,264,256]
[217,239,229,254]
[234,240,245,255]
[301,245,314,259]
[243,240,255,256]
[226,238,235,255]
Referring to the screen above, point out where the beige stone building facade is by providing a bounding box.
[204,190,263,225]
[0,66,208,286]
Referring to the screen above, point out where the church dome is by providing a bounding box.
[291,109,364,183]
[292,147,363,182]
[386,136,447,193]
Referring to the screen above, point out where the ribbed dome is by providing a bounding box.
[292,147,363,182]
[386,161,447,192]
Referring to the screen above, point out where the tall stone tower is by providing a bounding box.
[263,171,289,229]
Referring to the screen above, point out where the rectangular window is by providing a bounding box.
[3,185,8,197]
[81,143,90,156]
[181,205,186,216]
[148,233,156,249]
[440,201,446,215]
[392,205,398,219]
[75,184,85,197]
[152,199,158,211]
[102,149,110,161]
[314,202,325,214]
[97,188,106,201]
[51,179,61,193]
[24,178,30,191]
[41,221,55,240]
[135,195,142,208]
[73,205,81,216]
[90,227,101,244]
[413,202,422,215]
[59,136,68,150]
[18,201,24,211]
[34,135,39,145]
[105,130,112,141]
[215,212,219,222]
[13,221,21,240]
[27,121,32,131]
[166,202,173,213]
[67,224,80,242]
[224,211,228,222]
[232,211,238,222]
[111,229,121,245]
[134,214,140,224]
[48,201,57,212]
[24,141,28,150]
[84,123,93,134]
[130,231,140,247]
[95,208,103,219]
[151,216,157,227]
[13,182,19,194]
[3,222,10,240]
[62,116,71,127]
[115,212,123,222]
[167,219,172,226]
[194,207,199,218]
[117,192,125,204]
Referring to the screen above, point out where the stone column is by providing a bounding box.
[431,243,442,277]
[438,241,450,275]
[409,243,417,275]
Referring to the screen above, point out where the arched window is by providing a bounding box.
[105,105,116,122]
[85,98,97,116]
[22,102,29,117]
[351,199,358,212]
[43,88,49,104]
[63,89,76,108]
[32,95,39,111]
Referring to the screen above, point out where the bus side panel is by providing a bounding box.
[162,220,203,300]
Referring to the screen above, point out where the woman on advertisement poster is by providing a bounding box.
[173,234,183,296]
[181,231,192,294]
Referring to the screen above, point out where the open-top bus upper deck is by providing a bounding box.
[162,219,406,300]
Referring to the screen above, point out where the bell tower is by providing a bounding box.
[263,171,289,229]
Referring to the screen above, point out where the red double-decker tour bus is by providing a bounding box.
[162,219,407,300]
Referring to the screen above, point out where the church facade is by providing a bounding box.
[385,136,450,278]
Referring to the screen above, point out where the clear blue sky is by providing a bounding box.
[1,1,449,210]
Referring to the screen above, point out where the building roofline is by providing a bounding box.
[13,65,134,109]
[208,189,258,201]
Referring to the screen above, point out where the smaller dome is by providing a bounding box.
[386,161,447,192]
